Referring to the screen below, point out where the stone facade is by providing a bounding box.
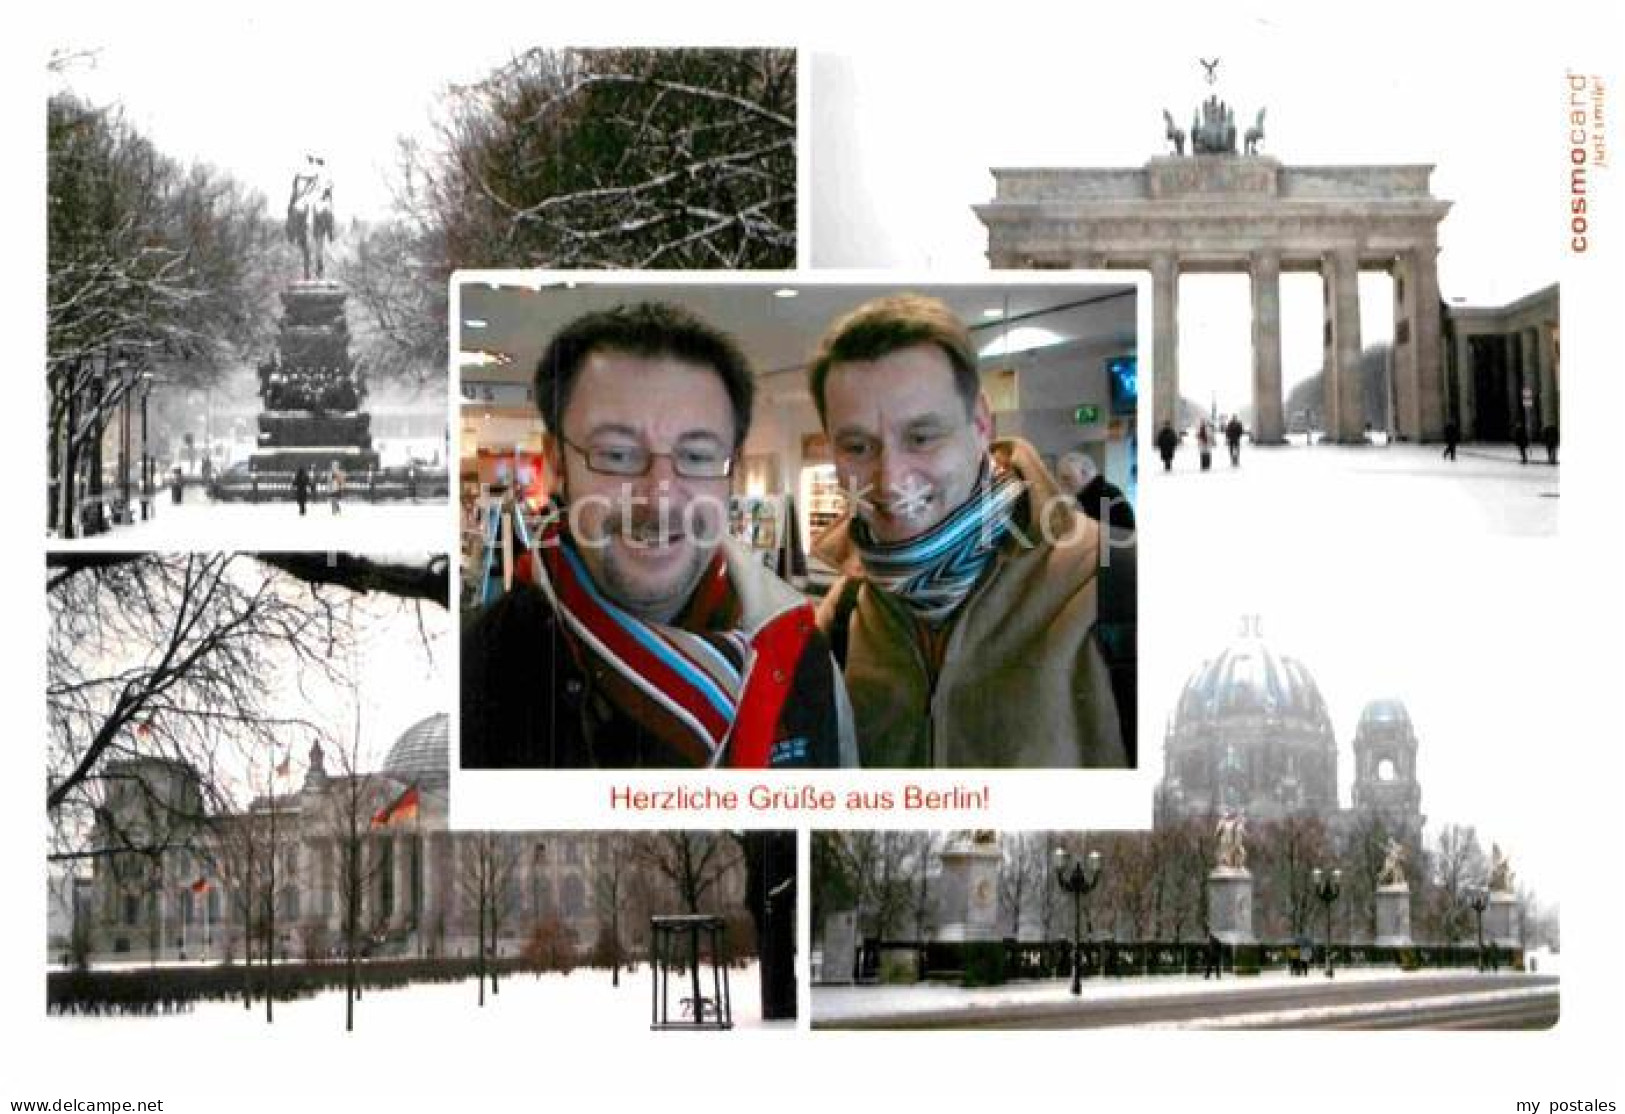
[76,715,717,964]
[977,158,1453,443]
[1445,284,1561,442]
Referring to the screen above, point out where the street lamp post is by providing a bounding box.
[1312,867,1341,979]
[139,371,154,522]
[1053,848,1103,996]
[1469,887,1491,972]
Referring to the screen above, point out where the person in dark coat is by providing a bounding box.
[1224,416,1244,466]
[292,465,310,515]
[1197,421,1213,471]
[1542,423,1559,465]
[1155,421,1179,472]
[1203,930,1223,980]
[1513,422,1530,464]
[1442,420,1459,461]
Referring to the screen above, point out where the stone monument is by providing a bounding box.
[1373,838,1412,947]
[250,161,378,477]
[1485,844,1519,947]
[1206,811,1254,944]
[934,831,1001,943]
[819,909,857,985]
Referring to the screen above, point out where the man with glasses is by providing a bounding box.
[463,301,856,768]
[808,294,1126,768]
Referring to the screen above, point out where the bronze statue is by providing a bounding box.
[286,154,335,281]
[1163,109,1186,156]
[1244,108,1267,155]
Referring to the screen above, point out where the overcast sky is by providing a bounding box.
[48,16,526,224]
[811,7,1571,411]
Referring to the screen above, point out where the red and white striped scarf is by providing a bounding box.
[528,522,815,767]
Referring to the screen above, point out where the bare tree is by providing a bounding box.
[460,832,521,1005]
[998,833,1051,939]
[635,831,740,916]
[1258,816,1332,940]
[593,836,634,987]
[47,93,280,536]
[1424,823,1489,944]
[398,48,795,273]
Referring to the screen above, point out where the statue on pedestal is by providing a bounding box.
[286,154,335,281]
[1214,810,1247,871]
[1378,838,1407,887]
[1489,844,1515,893]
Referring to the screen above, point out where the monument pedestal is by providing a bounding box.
[1374,884,1412,947]
[934,843,1001,943]
[251,281,379,478]
[819,910,857,984]
[1486,891,1519,949]
[1206,868,1254,945]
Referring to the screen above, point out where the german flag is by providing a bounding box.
[370,785,420,829]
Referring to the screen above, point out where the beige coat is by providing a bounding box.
[811,439,1126,768]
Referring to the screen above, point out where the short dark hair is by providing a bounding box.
[807,294,980,426]
[534,301,755,448]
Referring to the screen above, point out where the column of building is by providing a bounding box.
[1520,328,1541,437]
[1322,247,1364,442]
[1249,249,1283,443]
[1538,320,1559,430]
[1151,254,1180,430]
[1408,243,1446,440]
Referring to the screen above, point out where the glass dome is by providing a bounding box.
[380,713,449,795]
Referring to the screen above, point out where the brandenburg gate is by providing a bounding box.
[975,94,1453,444]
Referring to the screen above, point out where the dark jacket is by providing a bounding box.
[462,540,856,769]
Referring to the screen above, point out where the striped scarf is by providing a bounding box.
[851,463,1027,624]
[528,521,818,768]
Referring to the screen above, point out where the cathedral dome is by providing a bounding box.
[381,713,449,795]
[1158,637,1338,823]
[1174,637,1332,728]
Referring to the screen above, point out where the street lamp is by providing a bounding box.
[1053,848,1103,996]
[1468,886,1491,972]
[1312,867,1341,979]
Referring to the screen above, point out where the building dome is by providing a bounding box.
[381,713,449,795]
[1174,638,1331,726]
[1158,638,1338,823]
[1357,698,1411,728]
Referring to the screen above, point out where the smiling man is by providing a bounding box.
[462,301,855,769]
[808,294,1126,768]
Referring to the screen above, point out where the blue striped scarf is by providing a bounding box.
[851,464,1027,624]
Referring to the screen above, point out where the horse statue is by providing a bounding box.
[1244,108,1267,155]
[286,155,335,281]
[1162,109,1186,156]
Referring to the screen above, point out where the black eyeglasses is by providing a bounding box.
[557,434,734,479]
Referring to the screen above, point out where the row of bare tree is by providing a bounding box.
[814,822,1557,950]
[47,47,796,535]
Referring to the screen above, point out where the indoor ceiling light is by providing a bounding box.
[773,288,798,298]
[978,326,1067,358]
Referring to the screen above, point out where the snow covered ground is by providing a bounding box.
[55,960,790,1033]
[1149,440,1559,539]
[811,965,1555,1025]
[60,485,453,552]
